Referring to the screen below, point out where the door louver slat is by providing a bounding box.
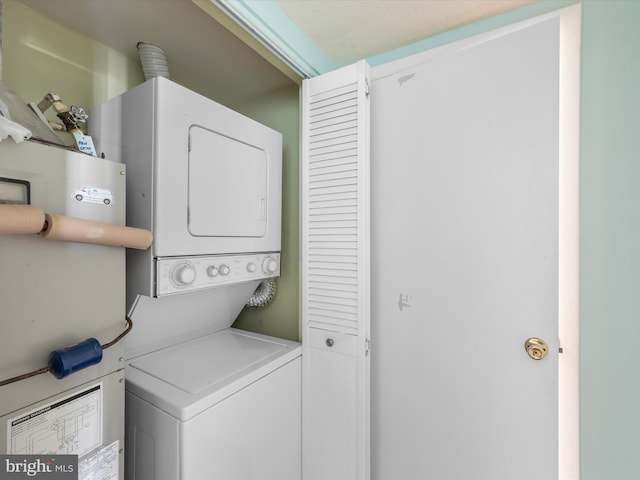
[306,77,359,334]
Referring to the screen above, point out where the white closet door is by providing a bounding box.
[302,60,371,480]
[369,6,580,479]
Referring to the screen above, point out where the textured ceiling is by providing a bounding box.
[276,0,535,66]
[14,0,535,104]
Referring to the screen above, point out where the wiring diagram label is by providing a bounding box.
[7,383,103,457]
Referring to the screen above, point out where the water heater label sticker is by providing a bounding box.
[7,383,103,457]
[78,440,119,480]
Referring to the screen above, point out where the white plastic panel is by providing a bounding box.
[125,283,259,360]
[154,253,280,296]
[182,358,301,480]
[302,343,358,480]
[125,390,180,480]
[129,330,287,393]
[188,125,267,237]
[124,327,302,421]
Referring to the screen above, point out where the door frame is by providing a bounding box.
[557,4,581,480]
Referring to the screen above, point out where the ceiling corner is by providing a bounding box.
[203,0,335,78]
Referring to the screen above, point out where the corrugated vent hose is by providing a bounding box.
[246,278,278,308]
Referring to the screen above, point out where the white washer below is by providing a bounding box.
[125,327,302,480]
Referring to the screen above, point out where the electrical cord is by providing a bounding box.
[102,315,133,350]
[0,316,133,388]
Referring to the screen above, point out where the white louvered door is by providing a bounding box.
[301,60,371,480]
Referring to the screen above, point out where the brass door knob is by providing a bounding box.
[525,338,549,360]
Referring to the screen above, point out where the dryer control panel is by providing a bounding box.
[155,253,280,296]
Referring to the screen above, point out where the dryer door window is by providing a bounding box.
[188,125,268,237]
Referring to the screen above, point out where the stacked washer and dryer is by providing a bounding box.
[90,77,301,480]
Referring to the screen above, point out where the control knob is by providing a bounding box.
[219,264,230,276]
[247,262,257,273]
[172,263,195,286]
[207,266,219,277]
[262,257,278,275]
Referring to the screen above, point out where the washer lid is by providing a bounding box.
[129,330,286,394]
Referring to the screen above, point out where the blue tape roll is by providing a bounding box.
[48,338,103,379]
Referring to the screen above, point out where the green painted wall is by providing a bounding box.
[232,86,300,342]
[579,2,640,478]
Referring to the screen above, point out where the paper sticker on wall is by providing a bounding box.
[72,132,97,156]
[72,187,113,205]
[78,440,119,480]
